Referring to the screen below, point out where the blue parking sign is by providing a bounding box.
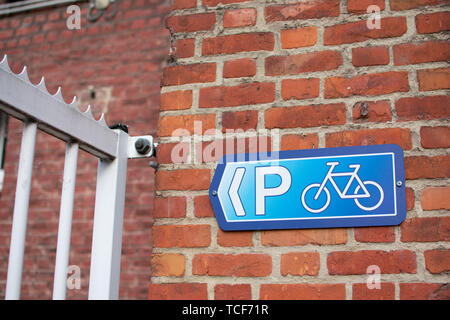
[209,144,406,231]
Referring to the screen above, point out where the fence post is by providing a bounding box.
[88,130,129,300]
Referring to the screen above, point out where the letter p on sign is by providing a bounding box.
[255,166,291,215]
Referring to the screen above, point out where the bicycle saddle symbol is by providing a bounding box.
[301,161,384,214]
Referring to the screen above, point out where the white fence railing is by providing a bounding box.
[0,55,155,300]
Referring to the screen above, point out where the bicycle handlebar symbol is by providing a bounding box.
[301,161,384,214]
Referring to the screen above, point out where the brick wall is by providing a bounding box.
[0,1,170,299]
[151,0,450,300]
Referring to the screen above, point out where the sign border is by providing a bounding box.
[209,144,406,231]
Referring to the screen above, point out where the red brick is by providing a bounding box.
[394,41,450,65]
[152,225,211,248]
[421,186,450,210]
[265,50,342,76]
[400,217,450,242]
[223,8,257,28]
[155,169,210,191]
[175,38,195,58]
[260,284,345,300]
[324,71,409,99]
[352,46,390,67]
[192,254,272,277]
[199,82,275,108]
[160,90,192,111]
[156,142,190,164]
[265,0,340,22]
[326,128,412,150]
[416,11,450,34]
[417,67,450,91]
[265,103,346,129]
[172,0,197,10]
[347,0,385,13]
[280,252,320,276]
[280,27,317,49]
[151,254,185,277]
[281,134,319,151]
[390,0,448,10]
[222,110,258,132]
[424,249,450,274]
[223,58,256,78]
[352,100,392,123]
[281,78,320,101]
[420,126,450,149]
[406,187,415,211]
[405,155,450,179]
[166,12,216,33]
[353,283,395,300]
[324,17,407,45]
[153,196,186,218]
[194,195,214,217]
[162,63,216,86]
[354,226,396,243]
[217,229,253,247]
[262,229,347,246]
[396,96,450,121]
[215,284,252,300]
[202,32,274,55]
[327,250,416,275]
[400,283,450,300]
[158,113,215,137]
[148,283,207,300]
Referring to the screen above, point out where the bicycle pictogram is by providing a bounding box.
[301,161,384,213]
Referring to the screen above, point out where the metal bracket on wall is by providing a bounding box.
[87,0,117,22]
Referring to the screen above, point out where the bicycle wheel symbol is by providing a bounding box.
[301,184,331,214]
[353,181,384,211]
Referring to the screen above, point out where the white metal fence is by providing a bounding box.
[0,55,155,300]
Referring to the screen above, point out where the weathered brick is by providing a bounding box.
[281,78,320,101]
[223,8,257,28]
[326,128,412,150]
[202,33,274,55]
[424,249,450,274]
[396,96,450,121]
[152,225,211,248]
[353,283,395,300]
[324,17,407,45]
[405,155,450,179]
[400,283,450,300]
[280,252,320,276]
[420,126,450,149]
[400,217,450,242]
[416,11,450,34]
[217,229,253,247]
[324,71,409,99]
[199,82,275,108]
[406,187,415,211]
[352,100,392,123]
[162,63,216,86]
[327,250,416,275]
[172,0,197,10]
[222,110,258,132]
[194,195,215,218]
[166,12,216,33]
[175,38,195,58]
[148,283,207,300]
[158,113,215,137]
[421,186,450,210]
[265,0,340,22]
[260,284,345,300]
[262,229,347,246]
[155,169,211,191]
[352,46,390,67]
[280,26,317,49]
[393,41,450,65]
[153,196,186,218]
[215,284,252,300]
[265,103,346,129]
[390,0,448,11]
[223,58,256,78]
[156,142,190,164]
[281,134,319,151]
[265,50,342,76]
[160,90,192,111]
[192,254,272,277]
[417,67,450,91]
[347,0,385,13]
[354,226,396,243]
[151,254,185,277]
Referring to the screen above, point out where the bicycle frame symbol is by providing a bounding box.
[301,161,384,213]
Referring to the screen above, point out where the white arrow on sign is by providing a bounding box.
[228,167,246,216]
